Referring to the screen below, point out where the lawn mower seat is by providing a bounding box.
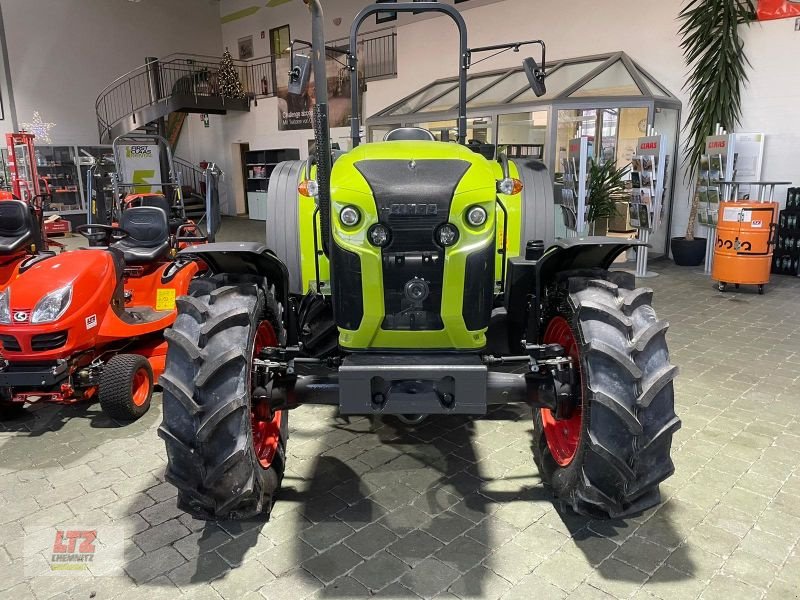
[0,200,36,254]
[137,195,184,233]
[112,206,170,264]
[384,127,436,142]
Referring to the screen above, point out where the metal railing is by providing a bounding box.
[173,156,204,194]
[95,29,397,143]
[329,27,397,81]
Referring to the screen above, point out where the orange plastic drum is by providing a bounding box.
[712,201,779,292]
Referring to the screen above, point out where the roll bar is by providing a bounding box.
[349,3,469,147]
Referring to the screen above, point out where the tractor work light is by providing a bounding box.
[368,224,391,247]
[31,284,73,324]
[339,205,361,227]
[497,178,524,195]
[298,179,319,197]
[466,206,487,227]
[0,289,10,324]
[436,223,459,247]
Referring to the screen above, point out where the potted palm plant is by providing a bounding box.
[671,0,756,266]
[586,159,630,236]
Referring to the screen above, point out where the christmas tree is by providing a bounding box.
[218,49,245,99]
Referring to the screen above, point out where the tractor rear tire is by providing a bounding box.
[99,354,153,421]
[158,274,288,520]
[266,160,307,295]
[532,273,680,518]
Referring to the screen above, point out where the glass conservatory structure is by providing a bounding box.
[366,52,682,256]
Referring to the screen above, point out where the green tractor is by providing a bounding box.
[158,1,679,521]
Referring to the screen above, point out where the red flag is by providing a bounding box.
[758,0,800,20]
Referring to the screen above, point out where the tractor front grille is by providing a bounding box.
[0,334,21,352]
[354,159,471,332]
[31,331,68,352]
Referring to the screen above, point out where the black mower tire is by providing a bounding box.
[0,387,26,420]
[158,274,288,520]
[532,273,680,518]
[99,354,153,421]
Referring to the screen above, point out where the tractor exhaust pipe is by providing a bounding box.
[305,0,333,254]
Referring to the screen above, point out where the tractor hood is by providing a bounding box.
[331,141,497,196]
[3,249,117,324]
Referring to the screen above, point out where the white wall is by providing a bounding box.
[220,0,505,57]
[0,0,223,146]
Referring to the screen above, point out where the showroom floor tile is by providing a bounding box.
[2,221,799,599]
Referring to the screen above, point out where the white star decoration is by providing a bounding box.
[21,111,56,144]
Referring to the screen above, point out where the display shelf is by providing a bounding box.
[244,148,300,220]
[771,188,800,277]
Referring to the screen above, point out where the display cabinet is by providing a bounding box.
[245,148,300,220]
[36,146,82,214]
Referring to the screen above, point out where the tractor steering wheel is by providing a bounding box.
[75,224,130,246]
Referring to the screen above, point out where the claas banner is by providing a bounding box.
[758,0,800,20]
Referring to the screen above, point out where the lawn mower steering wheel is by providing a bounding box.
[75,224,130,246]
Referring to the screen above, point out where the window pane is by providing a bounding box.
[512,60,605,103]
[468,70,530,107]
[419,73,506,113]
[637,69,670,97]
[389,81,458,115]
[497,111,548,160]
[569,60,642,97]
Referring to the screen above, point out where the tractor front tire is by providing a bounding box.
[158,275,287,520]
[99,354,153,420]
[533,274,680,518]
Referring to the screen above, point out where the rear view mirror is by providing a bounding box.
[288,53,312,95]
[523,57,547,97]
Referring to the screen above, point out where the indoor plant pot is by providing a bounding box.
[671,236,706,266]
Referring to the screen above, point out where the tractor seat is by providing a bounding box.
[0,200,34,254]
[384,127,436,142]
[137,195,184,233]
[112,206,170,263]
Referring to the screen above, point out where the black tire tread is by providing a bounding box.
[533,272,679,518]
[158,273,287,521]
[99,354,153,421]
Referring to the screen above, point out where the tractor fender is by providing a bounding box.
[525,237,647,348]
[176,243,290,315]
[536,237,646,288]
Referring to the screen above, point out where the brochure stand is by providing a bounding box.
[696,128,765,274]
[560,137,591,237]
[628,129,669,278]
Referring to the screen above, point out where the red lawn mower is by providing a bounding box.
[0,136,222,420]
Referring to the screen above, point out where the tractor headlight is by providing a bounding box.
[298,179,319,198]
[0,290,10,324]
[466,206,487,227]
[497,178,524,195]
[339,205,361,227]
[368,224,391,247]
[436,223,459,247]
[31,284,73,324]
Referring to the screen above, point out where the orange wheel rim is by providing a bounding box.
[131,368,150,407]
[250,322,282,469]
[540,316,583,467]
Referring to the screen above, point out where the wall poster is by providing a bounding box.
[276,50,362,131]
